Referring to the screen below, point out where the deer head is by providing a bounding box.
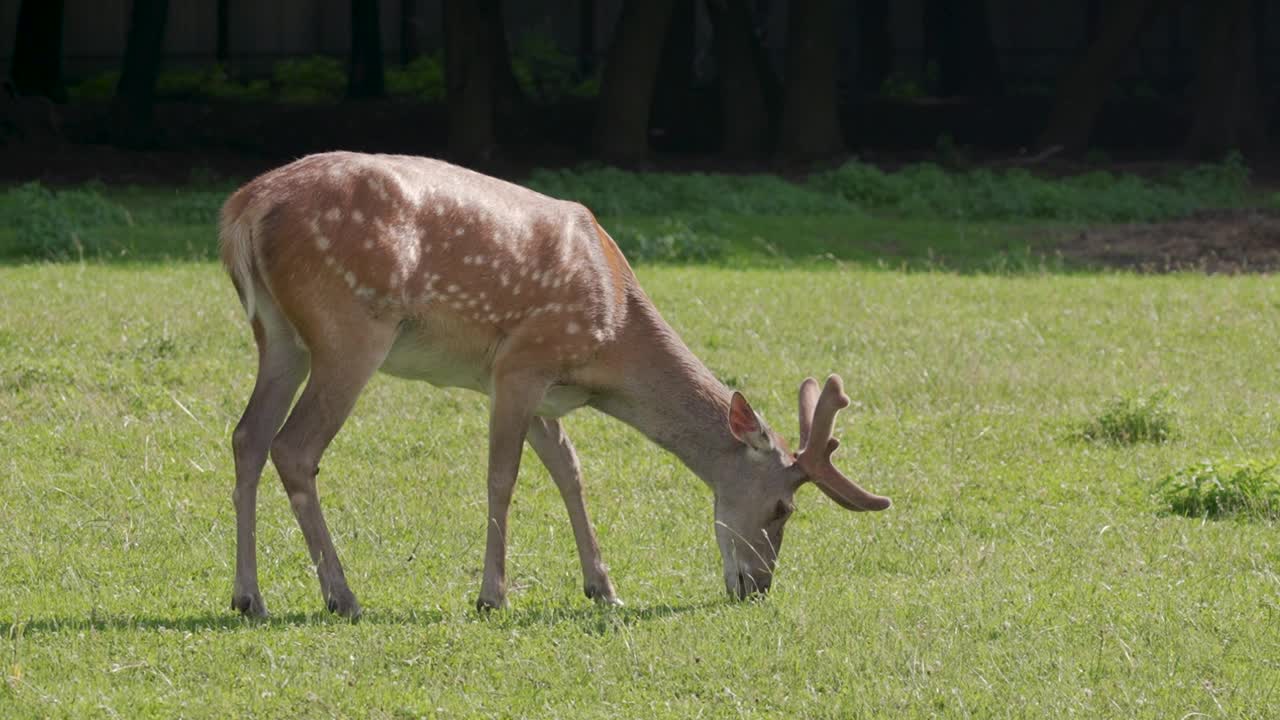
[713,374,891,599]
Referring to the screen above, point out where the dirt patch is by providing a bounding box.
[1057,208,1280,274]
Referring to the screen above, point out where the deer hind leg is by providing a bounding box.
[269,323,396,619]
[476,369,551,611]
[231,304,309,617]
[526,417,621,606]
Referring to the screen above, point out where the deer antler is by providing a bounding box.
[795,375,892,512]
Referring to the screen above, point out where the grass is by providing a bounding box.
[2,173,1280,716]
[1075,392,1178,445]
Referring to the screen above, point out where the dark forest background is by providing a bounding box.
[2,0,1277,180]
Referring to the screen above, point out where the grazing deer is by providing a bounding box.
[220,152,890,617]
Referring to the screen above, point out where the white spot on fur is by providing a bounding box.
[499,272,509,287]
[447,284,459,293]
[344,271,357,288]
[324,256,335,266]
[325,208,342,222]
[363,239,373,250]
[566,321,581,335]
[308,219,331,250]
[352,209,365,223]
[453,226,464,237]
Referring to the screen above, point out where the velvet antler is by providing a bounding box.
[795,375,892,512]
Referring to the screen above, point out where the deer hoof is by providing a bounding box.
[231,592,268,618]
[475,595,508,613]
[585,582,623,607]
[325,590,362,620]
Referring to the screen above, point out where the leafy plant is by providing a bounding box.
[67,71,121,102]
[1075,393,1176,445]
[1156,459,1280,520]
[273,56,345,103]
[511,30,578,102]
[386,54,446,101]
[156,65,270,102]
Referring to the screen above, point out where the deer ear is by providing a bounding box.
[729,392,773,451]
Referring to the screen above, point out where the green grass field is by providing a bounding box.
[2,169,1279,717]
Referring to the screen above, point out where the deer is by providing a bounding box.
[219,151,891,618]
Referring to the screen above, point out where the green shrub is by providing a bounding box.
[274,56,345,103]
[511,31,578,102]
[0,183,131,258]
[1157,459,1280,520]
[609,218,727,263]
[156,65,270,102]
[527,167,854,216]
[386,54,446,101]
[67,71,120,102]
[1075,393,1176,445]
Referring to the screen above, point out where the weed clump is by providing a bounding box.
[1157,459,1280,520]
[1075,393,1176,445]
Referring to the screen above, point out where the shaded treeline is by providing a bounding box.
[4,0,1274,163]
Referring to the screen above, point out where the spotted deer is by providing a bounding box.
[220,152,890,617]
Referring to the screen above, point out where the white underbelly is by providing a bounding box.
[379,325,593,418]
[380,325,491,392]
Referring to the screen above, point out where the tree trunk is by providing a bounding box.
[400,0,421,64]
[779,0,844,160]
[112,0,169,147]
[216,0,230,66]
[444,0,495,160]
[855,0,890,94]
[708,0,769,155]
[349,0,385,98]
[10,0,67,102]
[650,0,696,150]
[593,0,676,162]
[1186,0,1267,157]
[1040,0,1170,152]
[922,0,1003,97]
[487,0,523,119]
[578,0,596,77]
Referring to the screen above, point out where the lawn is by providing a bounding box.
[1,167,1279,717]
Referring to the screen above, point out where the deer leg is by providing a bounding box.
[230,317,309,617]
[269,334,391,619]
[526,417,621,606]
[476,371,550,611]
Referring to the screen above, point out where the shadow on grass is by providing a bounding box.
[482,599,725,635]
[0,600,724,637]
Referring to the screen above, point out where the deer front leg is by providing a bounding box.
[476,371,550,611]
[526,417,621,606]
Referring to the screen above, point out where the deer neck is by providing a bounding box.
[590,296,737,486]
